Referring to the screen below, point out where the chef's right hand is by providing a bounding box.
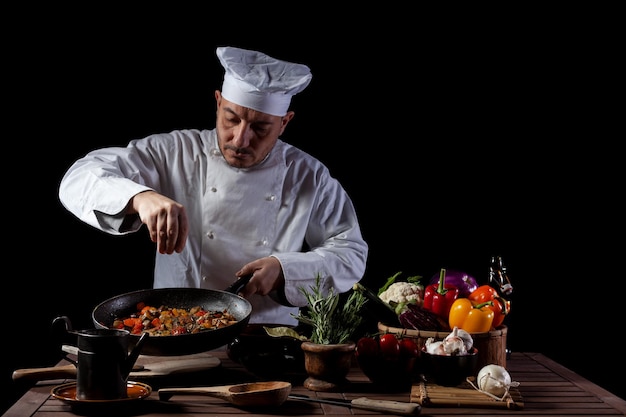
[130,190,189,254]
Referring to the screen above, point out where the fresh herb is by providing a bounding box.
[291,274,367,345]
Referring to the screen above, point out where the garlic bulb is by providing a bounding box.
[425,328,474,356]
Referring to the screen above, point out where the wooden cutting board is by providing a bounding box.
[411,378,524,410]
[13,351,221,382]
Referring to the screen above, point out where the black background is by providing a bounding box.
[3,6,622,413]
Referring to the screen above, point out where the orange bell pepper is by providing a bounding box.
[468,285,510,329]
[448,298,494,333]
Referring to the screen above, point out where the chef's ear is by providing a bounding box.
[215,90,223,109]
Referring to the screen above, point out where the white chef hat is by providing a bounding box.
[216,46,312,117]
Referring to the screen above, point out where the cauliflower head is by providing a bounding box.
[379,282,423,306]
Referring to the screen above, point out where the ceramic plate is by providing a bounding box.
[51,381,152,404]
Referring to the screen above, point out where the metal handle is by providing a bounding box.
[224,274,253,294]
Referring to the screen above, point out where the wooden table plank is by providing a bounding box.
[2,384,51,417]
[4,351,626,416]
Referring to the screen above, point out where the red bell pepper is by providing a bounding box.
[468,285,510,329]
[422,268,459,321]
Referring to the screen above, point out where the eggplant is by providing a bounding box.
[399,304,448,331]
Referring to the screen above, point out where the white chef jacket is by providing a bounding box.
[58,129,368,325]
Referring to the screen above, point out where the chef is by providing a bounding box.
[58,46,368,325]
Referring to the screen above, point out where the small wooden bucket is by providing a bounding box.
[378,322,507,370]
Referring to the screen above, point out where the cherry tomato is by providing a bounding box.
[398,337,419,359]
[356,333,417,388]
[379,333,400,360]
[356,336,380,358]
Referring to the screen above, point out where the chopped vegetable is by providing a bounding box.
[112,304,238,336]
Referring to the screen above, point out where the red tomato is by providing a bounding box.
[398,337,419,359]
[379,333,400,360]
[356,337,380,358]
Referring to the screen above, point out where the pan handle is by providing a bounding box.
[224,274,253,294]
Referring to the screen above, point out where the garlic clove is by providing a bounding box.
[443,326,468,355]
[425,338,444,354]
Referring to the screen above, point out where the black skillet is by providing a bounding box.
[90,275,254,356]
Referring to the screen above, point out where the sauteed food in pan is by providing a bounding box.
[112,302,239,336]
[92,288,252,356]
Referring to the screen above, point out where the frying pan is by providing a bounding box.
[91,283,252,356]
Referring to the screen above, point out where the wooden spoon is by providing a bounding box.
[158,381,291,407]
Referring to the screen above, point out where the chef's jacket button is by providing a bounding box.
[202,276,208,282]
[206,231,214,239]
[210,186,217,192]
[210,148,221,156]
[266,194,276,201]
[261,239,269,246]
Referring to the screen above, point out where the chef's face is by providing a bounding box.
[215,91,293,168]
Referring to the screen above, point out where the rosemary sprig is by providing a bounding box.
[291,274,367,344]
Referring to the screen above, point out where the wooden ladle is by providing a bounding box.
[158,381,291,407]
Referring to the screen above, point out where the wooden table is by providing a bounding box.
[4,349,626,416]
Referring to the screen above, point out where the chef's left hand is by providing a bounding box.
[235,257,284,298]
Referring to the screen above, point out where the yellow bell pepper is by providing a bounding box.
[448,298,494,333]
